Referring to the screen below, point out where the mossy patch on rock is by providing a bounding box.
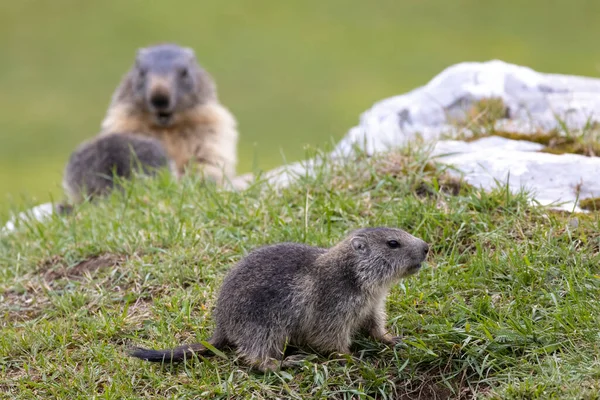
[452,97,508,136]
[464,130,600,157]
[468,97,508,127]
[579,197,600,211]
[540,142,600,157]
[464,130,558,145]
[454,97,600,157]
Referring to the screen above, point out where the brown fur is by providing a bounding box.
[100,44,238,184]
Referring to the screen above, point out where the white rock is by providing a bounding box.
[431,137,599,212]
[332,59,600,211]
[2,202,55,235]
[335,59,600,157]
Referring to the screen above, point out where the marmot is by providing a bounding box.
[129,227,429,372]
[61,133,173,208]
[100,43,238,185]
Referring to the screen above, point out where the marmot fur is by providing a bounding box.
[61,133,172,207]
[100,43,238,185]
[129,227,429,372]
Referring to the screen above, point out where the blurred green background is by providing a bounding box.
[1,0,600,211]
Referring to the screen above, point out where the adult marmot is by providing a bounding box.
[100,44,238,185]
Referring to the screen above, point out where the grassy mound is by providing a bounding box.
[1,147,599,399]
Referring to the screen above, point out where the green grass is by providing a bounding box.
[1,143,599,399]
[2,0,600,209]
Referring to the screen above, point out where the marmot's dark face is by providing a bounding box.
[350,227,429,286]
[131,44,216,127]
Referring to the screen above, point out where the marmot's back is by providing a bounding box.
[215,243,326,324]
[63,133,171,204]
[100,44,238,184]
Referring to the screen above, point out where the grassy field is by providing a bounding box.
[2,0,600,211]
[1,140,599,398]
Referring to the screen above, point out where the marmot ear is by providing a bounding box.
[351,237,370,255]
[182,47,196,59]
[136,48,149,59]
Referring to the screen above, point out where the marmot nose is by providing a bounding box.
[422,243,429,257]
[150,94,170,110]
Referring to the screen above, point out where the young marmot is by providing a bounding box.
[129,227,429,372]
[100,43,238,185]
[61,133,173,207]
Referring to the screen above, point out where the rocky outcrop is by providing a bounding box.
[266,60,600,211]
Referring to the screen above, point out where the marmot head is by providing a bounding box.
[346,227,429,288]
[129,43,217,127]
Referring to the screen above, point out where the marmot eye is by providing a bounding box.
[387,240,400,249]
[180,68,189,78]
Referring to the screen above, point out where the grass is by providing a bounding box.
[1,142,599,399]
[3,0,600,209]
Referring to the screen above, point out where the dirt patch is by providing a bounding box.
[395,379,455,400]
[1,363,31,382]
[2,253,149,323]
[393,363,486,400]
[1,279,52,322]
[39,253,125,281]
[124,297,154,324]
[359,367,479,400]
